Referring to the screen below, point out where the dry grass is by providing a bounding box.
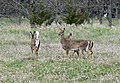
[0,18,120,82]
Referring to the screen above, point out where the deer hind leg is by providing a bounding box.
[81,50,85,59]
[88,49,94,60]
[71,50,76,56]
[71,49,79,57]
[35,47,40,59]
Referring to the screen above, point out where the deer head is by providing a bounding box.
[30,31,35,39]
[58,28,65,36]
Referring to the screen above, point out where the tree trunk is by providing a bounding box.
[108,5,112,27]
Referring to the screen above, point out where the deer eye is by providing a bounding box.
[58,33,61,35]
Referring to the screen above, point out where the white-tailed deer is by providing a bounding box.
[58,28,94,60]
[65,33,80,56]
[30,31,40,58]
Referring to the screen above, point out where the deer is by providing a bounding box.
[65,33,80,56]
[30,31,40,58]
[58,28,94,60]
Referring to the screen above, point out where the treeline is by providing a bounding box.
[0,0,120,27]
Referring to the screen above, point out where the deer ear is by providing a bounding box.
[34,31,36,34]
[69,33,72,36]
[30,31,32,34]
[29,31,33,38]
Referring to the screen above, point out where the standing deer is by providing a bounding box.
[58,28,94,60]
[30,31,40,58]
[65,33,80,56]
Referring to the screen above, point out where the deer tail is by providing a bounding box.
[89,41,94,49]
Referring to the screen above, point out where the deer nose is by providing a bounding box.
[58,33,60,36]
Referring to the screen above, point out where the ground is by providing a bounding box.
[0,18,120,82]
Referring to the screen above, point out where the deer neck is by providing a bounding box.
[60,34,66,44]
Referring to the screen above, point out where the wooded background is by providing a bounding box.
[0,0,120,27]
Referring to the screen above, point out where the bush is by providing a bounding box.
[63,6,90,25]
[29,4,53,27]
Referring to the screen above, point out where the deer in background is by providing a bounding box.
[30,31,40,58]
[58,28,94,60]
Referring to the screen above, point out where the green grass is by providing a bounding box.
[0,18,120,82]
[0,59,119,82]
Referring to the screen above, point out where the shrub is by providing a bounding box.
[63,6,90,25]
[29,4,53,28]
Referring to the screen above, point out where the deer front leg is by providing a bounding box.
[72,50,79,57]
[87,53,90,59]
[35,48,39,59]
[65,50,69,57]
[71,51,75,57]
[75,50,79,56]
[31,46,34,53]
[35,51,38,58]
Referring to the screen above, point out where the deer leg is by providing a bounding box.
[90,50,94,61]
[31,47,33,53]
[35,47,39,59]
[88,49,94,60]
[87,54,90,59]
[66,50,69,57]
[87,51,90,59]
[71,51,75,57]
[35,51,38,59]
[76,51,79,56]
[71,50,79,58]
[81,50,85,59]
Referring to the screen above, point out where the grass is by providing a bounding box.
[0,18,120,82]
[0,59,119,82]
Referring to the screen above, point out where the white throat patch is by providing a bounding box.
[35,39,40,47]
[34,31,40,47]
[35,31,39,39]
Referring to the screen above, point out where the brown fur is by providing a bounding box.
[65,33,80,56]
[58,28,94,60]
[30,31,40,58]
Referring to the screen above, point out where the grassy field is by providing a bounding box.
[0,18,120,83]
